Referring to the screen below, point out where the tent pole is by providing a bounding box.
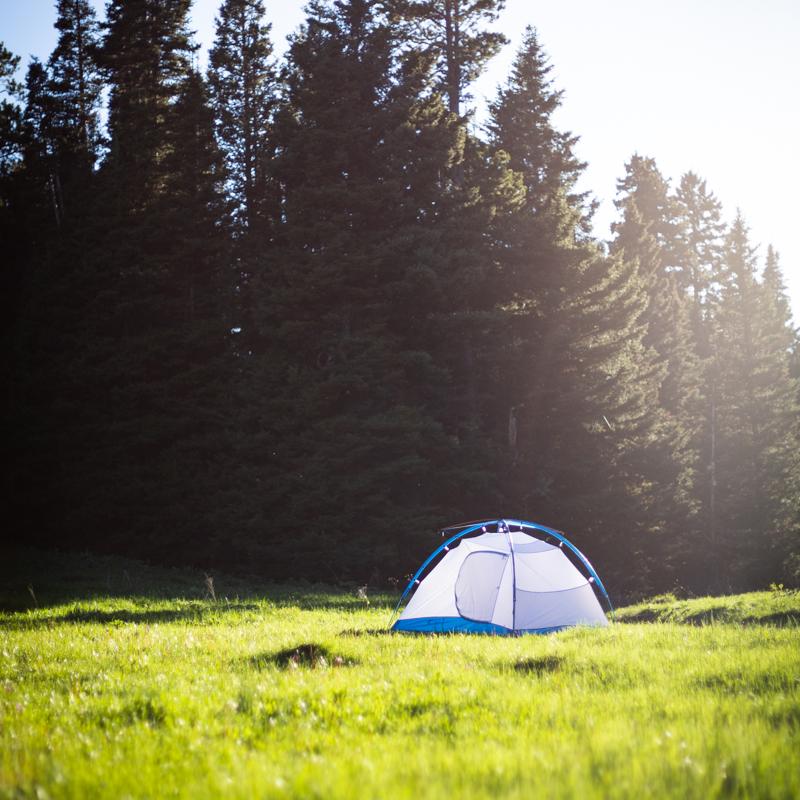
[500,519,517,633]
[509,519,615,620]
[388,520,498,626]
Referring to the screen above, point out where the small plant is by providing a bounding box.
[204,574,216,602]
[26,584,37,607]
[648,592,678,605]
[769,582,793,595]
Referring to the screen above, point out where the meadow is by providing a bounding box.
[1,550,799,799]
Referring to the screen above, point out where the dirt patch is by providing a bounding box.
[513,654,565,674]
[249,642,357,670]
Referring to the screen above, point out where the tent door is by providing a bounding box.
[454,551,509,623]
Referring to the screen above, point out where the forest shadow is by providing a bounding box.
[0,603,263,630]
[0,547,397,616]
[738,611,800,627]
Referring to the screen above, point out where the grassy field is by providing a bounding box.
[1,550,799,799]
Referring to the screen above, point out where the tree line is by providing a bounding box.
[2,0,798,597]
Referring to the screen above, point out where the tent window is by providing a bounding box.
[454,551,508,623]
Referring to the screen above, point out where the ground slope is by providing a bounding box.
[1,550,798,799]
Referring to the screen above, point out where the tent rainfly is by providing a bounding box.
[391,519,612,635]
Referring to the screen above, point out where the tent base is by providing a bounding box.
[392,616,570,636]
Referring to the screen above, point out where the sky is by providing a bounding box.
[3,0,798,322]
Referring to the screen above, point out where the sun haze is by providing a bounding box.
[5,0,798,318]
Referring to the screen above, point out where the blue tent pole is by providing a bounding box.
[508,519,615,619]
[388,520,499,626]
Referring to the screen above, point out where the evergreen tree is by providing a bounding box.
[0,47,42,320]
[667,171,728,583]
[115,71,233,560]
[207,0,279,356]
[158,72,228,323]
[486,27,591,465]
[1,42,29,484]
[47,0,103,187]
[390,0,506,114]
[487,27,592,228]
[417,131,523,455]
[208,0,278,237]
[672,171,725,346]
[709,216,799,586]
[6,55,91,544]
[610,156,701,585]
[18,2,233,563]
[614,156,676,242]
[21,60,57,204]
[238,0,510,578]
[753,246,800,581]
[611,157,698,416]
[5,5,798,593]
[488,38,666,594]
[10,2,102,244]
[391,4,522,449]
[0,42,24,172]
[99,0,196,213]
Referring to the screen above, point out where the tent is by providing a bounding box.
[391,519,612,635]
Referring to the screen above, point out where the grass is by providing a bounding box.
[615,590,800,627]
[1,549,799,799]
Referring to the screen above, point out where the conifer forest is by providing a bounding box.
[2,0,799,599]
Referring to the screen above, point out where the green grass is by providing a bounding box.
[616,589,800,627]
[1,550,799,799]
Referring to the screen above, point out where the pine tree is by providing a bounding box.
[487,37,666,593]
[158,72,228,323]
[47,0,103,186]
[753,246,800,581]
[4,27,103,542]
[611,157,698,415]
[10,3,103,247]
[390,0,507,114]
[21,60,58,217]
[486,27,592,471]
[487,27,592,228]
[207,0,279,357]
[118,71,233,559]
[208,0,278,237]
[362,2,521,489]
[99,0,196,214]
[672,171,725,347]
[26,2,234,563]
[1,43,31,507]
[666,171,728,583]
[610,156,702,585]
[238,0,501,578]
[709,215,799,586]
[8,3,103,377]
[0,42,24,172]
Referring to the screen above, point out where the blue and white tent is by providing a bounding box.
[391,519,612,635]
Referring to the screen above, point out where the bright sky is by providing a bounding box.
[3,0,798,322]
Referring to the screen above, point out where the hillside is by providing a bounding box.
[1,549,798,798]
[615,590,800,627]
